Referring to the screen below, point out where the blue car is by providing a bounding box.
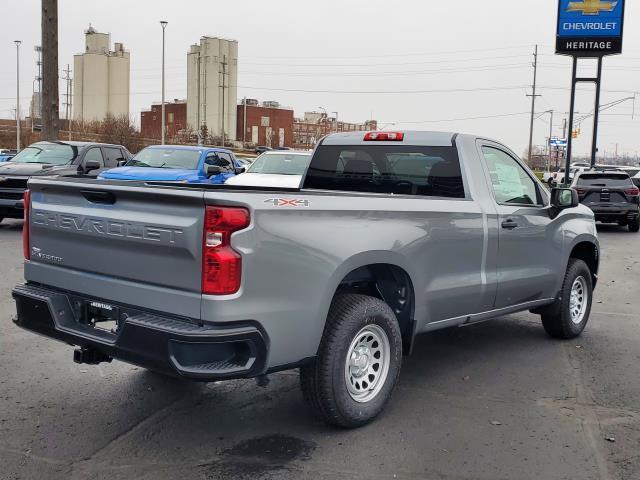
[99,145,244,183]
[0,154,14,163]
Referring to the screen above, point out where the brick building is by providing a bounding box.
[293,112,377,149]
[140,100,187,139]
[236,101,294,148]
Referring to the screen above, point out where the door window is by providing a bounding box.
[84,147,105,166]
[103,147,125,167]
[205,152,233,173]
[481,147,540,206]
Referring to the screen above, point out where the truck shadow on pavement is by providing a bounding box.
[69,313,563,479]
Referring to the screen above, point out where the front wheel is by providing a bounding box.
[541,259,593,339]
[300,294,402,428]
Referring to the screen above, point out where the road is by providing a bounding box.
[1,218,639,480]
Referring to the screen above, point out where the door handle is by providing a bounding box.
[501,219,518,230]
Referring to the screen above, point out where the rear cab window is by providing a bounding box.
[302,145,465,198]
[576,174,632,187]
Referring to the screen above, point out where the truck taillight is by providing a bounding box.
[364,132,404,141]
[202,206,250,295]
[624,187,639,197]
[23,189,31,260]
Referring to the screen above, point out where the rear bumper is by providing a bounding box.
[586,205,639,223]
[12,284,268,381]
[0,196,24,218]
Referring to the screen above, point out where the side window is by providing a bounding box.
[84,148,104,167]
[217,153,235,172]
[205,152,233,173]
[481,147,540,206]
[103,147,125,168]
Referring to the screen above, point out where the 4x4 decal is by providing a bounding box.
[264,198,310,207]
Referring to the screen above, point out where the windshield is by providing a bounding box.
[126,148,202,170]
[10,144,77,165]
[247,153,311,175]
[577,174,632,187]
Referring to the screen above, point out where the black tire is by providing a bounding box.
[628,218,639,232]
[541,259,593,339]
[0,217,4,224]
[300,294,402,428]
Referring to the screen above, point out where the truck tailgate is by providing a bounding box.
[25,178,205,318]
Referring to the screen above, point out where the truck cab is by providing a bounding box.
[99,145,244,184]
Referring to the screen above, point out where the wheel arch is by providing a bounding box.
[568,240,599,287]
[319,254,417,356]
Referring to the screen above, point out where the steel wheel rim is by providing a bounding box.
[569,276,588,325]
[344,324,390,403]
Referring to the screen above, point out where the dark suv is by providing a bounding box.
[0,141,132,224]
[572,170,640,232]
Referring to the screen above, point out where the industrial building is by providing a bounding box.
[73,26,130,123]
[236,99,294,148]
[141,100,187,139]
[186,36,238,143]
[293,112,377,149]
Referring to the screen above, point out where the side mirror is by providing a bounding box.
[117,159,127,167]
[551,188,578,209]
[84,160,101,174]
[235,166,246,174]
[206,165,222,177]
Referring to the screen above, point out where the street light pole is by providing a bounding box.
[160,21,168,145]
[15,40,21,151]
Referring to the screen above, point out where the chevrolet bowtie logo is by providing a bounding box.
[567,0,618,15]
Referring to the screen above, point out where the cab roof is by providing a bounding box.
[320,131,457,147]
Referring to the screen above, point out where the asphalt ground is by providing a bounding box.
[1,218,639,480]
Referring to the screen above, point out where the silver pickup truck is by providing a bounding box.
[13,131,599,428]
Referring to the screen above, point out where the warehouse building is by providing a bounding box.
[140,100,187,139]
[236,99,294,148]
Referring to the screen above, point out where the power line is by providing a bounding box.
[384,111,531,125]
[241,44,535,59]
[240,53,531,68]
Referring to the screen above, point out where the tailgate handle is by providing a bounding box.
[81,190,116,205]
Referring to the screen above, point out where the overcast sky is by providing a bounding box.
[1,0,639,158]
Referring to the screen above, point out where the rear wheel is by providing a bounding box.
[541,259,593,339]
[300,294,402,428]
[629,218,639,232]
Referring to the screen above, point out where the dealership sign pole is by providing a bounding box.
[556,0,626,184]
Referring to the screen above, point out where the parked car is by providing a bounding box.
[99,145,244,184]
[234,154,256,168]
[14,131,599,428]
[0,141,131,224]
[225,150,312,188]
[255,146,271,154]
[0,154,15,163]
[571,170,639,232]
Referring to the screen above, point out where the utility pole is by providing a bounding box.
[62,64,71,132]
[160,20,167,145]
[526,45,540,164]
[221,54,227,146]
[547,110,554,173]
[15,40,21,151]
[242,96,247,145]
[42,0,60,141]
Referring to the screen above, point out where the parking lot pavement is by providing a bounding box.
[1,218,639,480]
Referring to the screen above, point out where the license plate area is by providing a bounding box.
[84,301,120,334]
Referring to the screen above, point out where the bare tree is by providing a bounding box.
[41,0,59,140]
